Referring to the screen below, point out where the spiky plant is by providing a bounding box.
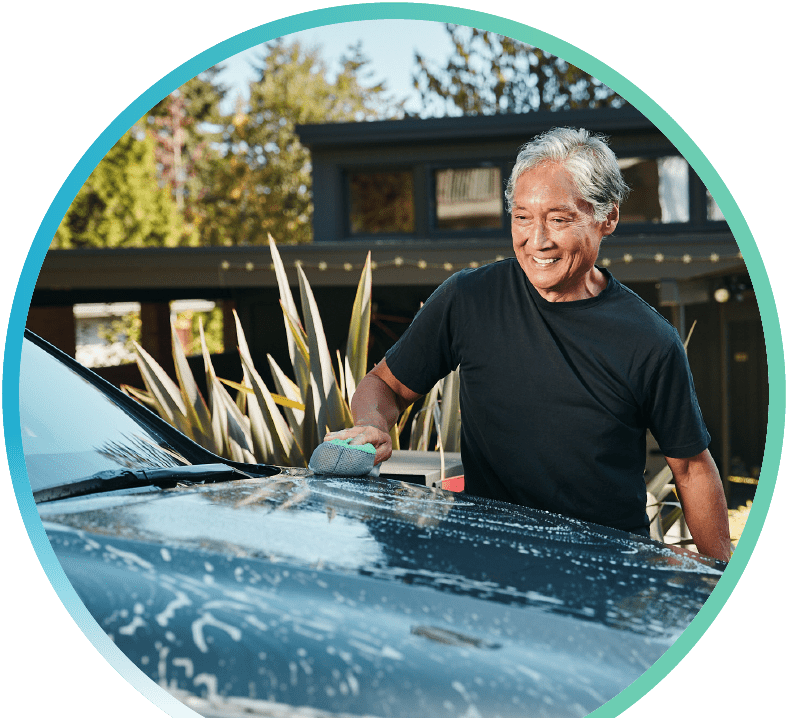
[125,235,461,467]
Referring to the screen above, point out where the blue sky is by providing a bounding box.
[213,19,456,114]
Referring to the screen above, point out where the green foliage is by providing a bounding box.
[51,43,398,249]
[173,305,224,355]
[52,124,184,248]
[97,312,142,355]
[412,24,625,117]
[146,69,228,246]
[205,39,397,245]
[127,237,461,467]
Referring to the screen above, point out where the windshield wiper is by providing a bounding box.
[34,463,257,503]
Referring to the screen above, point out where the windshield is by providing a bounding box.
[20,338,183,493]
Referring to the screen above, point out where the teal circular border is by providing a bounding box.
[4,4,783,717]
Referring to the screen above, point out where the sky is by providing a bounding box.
[213,19,457,114]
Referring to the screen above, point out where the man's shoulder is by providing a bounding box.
[606,275,682,349]
[453,258,520,290]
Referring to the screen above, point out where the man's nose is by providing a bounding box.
[531,220,550,249]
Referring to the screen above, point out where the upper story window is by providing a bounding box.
[617,156,689,224]
[335,151,726,243]
[348,170,414,235]
[434,167,503,230]
[707,191,726,221]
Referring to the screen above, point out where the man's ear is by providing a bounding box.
[601,205,619,236]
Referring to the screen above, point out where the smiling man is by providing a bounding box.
[325,128,731,562]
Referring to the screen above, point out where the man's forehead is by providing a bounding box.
[514,166,580,200]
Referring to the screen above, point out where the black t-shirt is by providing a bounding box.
[385,260,710,534]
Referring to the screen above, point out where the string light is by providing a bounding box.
[218,251,744,274]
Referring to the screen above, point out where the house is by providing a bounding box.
[29,106,762,504]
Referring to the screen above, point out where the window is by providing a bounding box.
[348,170,414,235]
[707,190,725,221]
[434,167,503,230]
[618,156,689,224]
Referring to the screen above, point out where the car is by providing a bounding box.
[21,329,725,718]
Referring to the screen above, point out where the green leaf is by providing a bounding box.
[661,506,684,536]
[230,309,276,462]
[267,354,307,449]
[133,341,190,435]
[171,317,217,452]
[279,300,311,400]
[683,320,697,351]
[121,384,157,409]
[645,464,674,502]
[439,367,461,453]
[343,354,357,406]
[199,322,235,456]
[297,264,352,438]
[219,376,306,411]
[269,233,303,370]
[240,351,306,466]
[410,385,440,451]
[346,251,372,389]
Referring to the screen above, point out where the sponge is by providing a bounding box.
[308,438,378,476]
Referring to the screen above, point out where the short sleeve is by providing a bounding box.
[384,272,463,395]
[645,335,710,459]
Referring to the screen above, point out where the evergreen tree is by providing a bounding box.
[146,68,228,245]
[412,25,625,117]
[52,122,182,249]
[52,42,396,249]
[202,39,395,245]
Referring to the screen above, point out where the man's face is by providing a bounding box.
[511,162,618,302]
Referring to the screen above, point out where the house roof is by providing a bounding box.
[34,236,744,306]
[296,106,657,149]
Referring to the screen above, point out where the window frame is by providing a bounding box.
[343,165,418,239]
[337,151,728,242]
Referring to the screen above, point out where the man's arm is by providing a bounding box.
[665,449,731,562]
[324,358,422,466]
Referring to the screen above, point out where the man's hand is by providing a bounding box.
[324,425,393,466]
[665,449,732,562]
[323,359,422,468]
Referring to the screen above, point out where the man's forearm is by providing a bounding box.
[666,450,731,562]
[351,373,405,433]
[324,359,421,465]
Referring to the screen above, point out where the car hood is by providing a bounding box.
[39,471,723,718]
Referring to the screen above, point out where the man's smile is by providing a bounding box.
[533,256,559,265]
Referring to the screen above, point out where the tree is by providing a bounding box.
[51,42,396,249]
[146,68,228,246]
[412,24,625,117]
[202,38,397,245]
[52,122,183,249]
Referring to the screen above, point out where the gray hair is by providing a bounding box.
[505,127,629,221]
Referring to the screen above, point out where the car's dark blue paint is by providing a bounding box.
[25,332,724,718]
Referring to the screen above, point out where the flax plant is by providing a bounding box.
[125,236,462,468]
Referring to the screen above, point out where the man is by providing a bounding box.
[325,127,731,562]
